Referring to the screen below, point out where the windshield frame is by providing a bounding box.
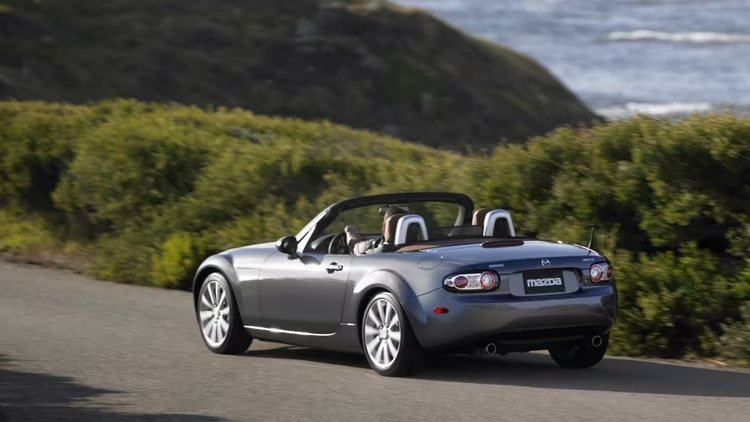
[295,192,475,253]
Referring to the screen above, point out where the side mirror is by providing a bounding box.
[275,236,299,258]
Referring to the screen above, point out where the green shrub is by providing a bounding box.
[478,115,750,256]
[0,99,470,282]
[2,99,750,362]
[0,209,56,252]
[52,105,218,230]
[0,102,92,212]
[90,229,158,285]
[151,232,204,289]
[719,302,750,367]
[609,245,749,357]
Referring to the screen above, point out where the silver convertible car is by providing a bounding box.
[193,192,617,376]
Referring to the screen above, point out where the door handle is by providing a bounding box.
[326,262,344,273]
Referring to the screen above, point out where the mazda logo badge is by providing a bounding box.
[541,259,551,267]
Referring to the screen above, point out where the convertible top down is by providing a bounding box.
[193,192,617,376]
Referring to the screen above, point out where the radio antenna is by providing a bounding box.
[587,226,598,249]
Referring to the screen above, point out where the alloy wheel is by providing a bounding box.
[363,297,402,369]
[198,279,231,347]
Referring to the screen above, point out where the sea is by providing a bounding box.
[394,0,750,119]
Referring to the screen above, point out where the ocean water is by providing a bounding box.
[395,0,750,119]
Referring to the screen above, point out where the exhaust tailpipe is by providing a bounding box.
[485,343,497,355]
[591,335,603,348]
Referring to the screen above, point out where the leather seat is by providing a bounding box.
[385,214,428,245]
[472,208,491,226]
[404,221,425,244]
[489,219,511,238]
[384,214,407,244]
[473,208,512,238]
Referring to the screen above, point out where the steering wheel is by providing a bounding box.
[328,231,349,255]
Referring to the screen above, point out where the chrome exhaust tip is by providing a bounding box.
[485,343,497,355]
[591,335,603,348]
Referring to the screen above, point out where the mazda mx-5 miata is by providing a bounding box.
[193,192,617,376]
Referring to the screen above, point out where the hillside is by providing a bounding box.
[0,0,597,150]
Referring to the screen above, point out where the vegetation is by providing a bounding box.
[0,0,596,150]
[1,99,749,364]
[719,302,750,366]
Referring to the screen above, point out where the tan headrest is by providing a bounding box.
[384,214,407,244]
[472,208,491,226]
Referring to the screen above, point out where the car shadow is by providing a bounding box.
[0,354,225,422]
[244,345,750,398]
[245,345,370,369]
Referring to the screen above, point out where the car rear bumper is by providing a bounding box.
[403,285,617,350]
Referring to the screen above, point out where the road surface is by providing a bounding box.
[1,261,749,421]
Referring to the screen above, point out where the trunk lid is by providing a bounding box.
[422,240,603,297]
[423,239,595,263]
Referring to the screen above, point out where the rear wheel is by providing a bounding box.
[361,292,422,376]
[196,272,252,354]
[548,333,609,368]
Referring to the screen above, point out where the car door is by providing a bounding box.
[258,251,352,334]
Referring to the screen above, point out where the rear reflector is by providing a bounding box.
[433,307,450,314]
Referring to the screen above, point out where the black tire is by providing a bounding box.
[361,292,423,376]
[195,272,252,354]
[548,333,609,368]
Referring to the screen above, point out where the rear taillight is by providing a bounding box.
[453,275,469,289]
[590,263,614,283]
[479,272,496,289]
[444,271,498,292]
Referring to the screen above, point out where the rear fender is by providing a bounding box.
[343,269,427,345]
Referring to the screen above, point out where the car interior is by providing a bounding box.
[305,201,516,255]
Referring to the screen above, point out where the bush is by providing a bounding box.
[477,115,750,256]
[2,99,750,362]
[608,245,749,357]
[0,209,56,252]
[0,102,93,212]
[151,232,204,289]
[53,110,216,228]
[0,99,468,282]
[719,302,750,367]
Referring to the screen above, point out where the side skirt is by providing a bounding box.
[245,323,362,353]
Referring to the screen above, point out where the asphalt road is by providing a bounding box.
[1,262,750,422]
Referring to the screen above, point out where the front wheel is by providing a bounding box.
[548,333,609,368]
[196,272,252,354]
[361,292,422,376]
